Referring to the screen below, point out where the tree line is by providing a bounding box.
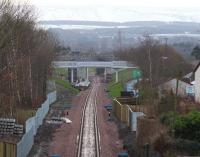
[0,0,57,116]
[115,36,192,85]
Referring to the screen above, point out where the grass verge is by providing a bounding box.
[107,82,124,97]
[51,78,79,94]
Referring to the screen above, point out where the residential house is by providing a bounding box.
[194,62,200,103]
[159,75,194,98]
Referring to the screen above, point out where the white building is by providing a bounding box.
[159,78,194,98]
[194,62,200,103]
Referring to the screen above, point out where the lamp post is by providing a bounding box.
[148,46,152,87]
[172,71,182,137]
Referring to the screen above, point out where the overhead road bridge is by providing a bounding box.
[52,61,137,83]
[52,61,135,69]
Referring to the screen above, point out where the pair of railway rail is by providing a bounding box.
[77,81,101,157]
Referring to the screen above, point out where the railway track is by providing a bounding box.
[77,80,101,157]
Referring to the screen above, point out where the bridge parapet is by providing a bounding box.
[53,61,134,69]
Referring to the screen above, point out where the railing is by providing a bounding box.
[53,61,134,68]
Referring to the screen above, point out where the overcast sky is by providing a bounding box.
[19,0,200,7]
[17,0,200,22]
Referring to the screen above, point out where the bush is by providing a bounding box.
[160,112,178,127]
[175,110,200,142]
[159,111,200,155]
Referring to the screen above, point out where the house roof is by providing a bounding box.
[183,72,193,79]
[194,61,200,73]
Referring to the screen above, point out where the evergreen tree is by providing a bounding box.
[191,46,200,59]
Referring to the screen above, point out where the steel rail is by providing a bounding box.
[93,86,101,157]
[77,82,100,157]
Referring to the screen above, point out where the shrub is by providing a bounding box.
[160,112,178,127]
[174,110,200,142]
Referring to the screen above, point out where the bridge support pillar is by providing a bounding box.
[115,70,119,83]
[71,68,74,83]
[86,67,89,80]
[104,67,107,81]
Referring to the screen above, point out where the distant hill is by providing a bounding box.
[41,20,200,59]
[40,20,200,29]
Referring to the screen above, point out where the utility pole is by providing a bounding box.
[118,29,122,52]
[148,44,152,87]
[172,71,182,138]
[148,47,152,85]
[144,34,153,86]
[164,37,168,66]
[164,38,168,50]
[161,37,168,77]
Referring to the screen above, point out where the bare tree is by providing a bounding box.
[0,0,57,117]
[115,36,192,85]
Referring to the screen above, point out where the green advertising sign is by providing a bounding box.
[132,69,142,79]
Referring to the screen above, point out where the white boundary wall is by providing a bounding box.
[17,91,57,157]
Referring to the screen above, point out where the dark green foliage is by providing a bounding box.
[159,111,200,155]
[174,110,200,142]
[160,112,176,127]
[191,46,200,59]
